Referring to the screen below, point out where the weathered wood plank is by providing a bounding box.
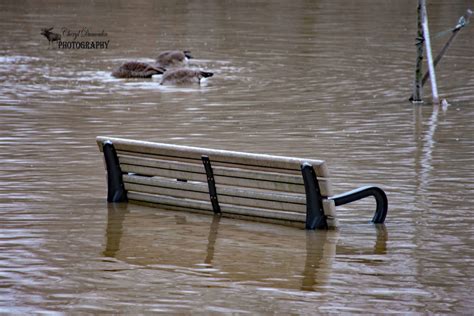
[123,174,306,204]
[119,150,305,176]
[122,163,307,194]
[125,182,210,202]
[216,174,305,194]
[118,154,306,184]
[129,200,306,228]
[219,203,306,222]
[218,185,305,205]
[127,191,305,223]
[119,155,204,174]
[119,156,332,196]
[123,174,209,193]
[215,175,332,197]
[124,181,306,213]
[220,195,305,213]
[128,192,213,212]
[119,154,332,195]
[121,164,208,183]
[96,136,330,177]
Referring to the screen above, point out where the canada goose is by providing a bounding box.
[112,62,166,78]
[160,68,213,85]
[156,50,193,68]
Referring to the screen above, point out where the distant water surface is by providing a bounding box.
[0,0,473,313]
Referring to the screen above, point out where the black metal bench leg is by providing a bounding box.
[329,186,388,223]
[102,141,128,203]
[301,163,328,230]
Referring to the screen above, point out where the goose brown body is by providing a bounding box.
[156,50,193,68]
[160,68,213,85]
[112,62,165,78]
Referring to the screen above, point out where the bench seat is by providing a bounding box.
[97,136,387,229]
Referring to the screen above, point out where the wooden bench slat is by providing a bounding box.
[127,191,306,223]
[216,175,332,197]
[215,165,303,184]
[119,159,332,196]
[127,184,306,214]
[124,180,306,213]
[124,175,307,211]
[97,136,330,177]
[118,155,307,184]
[218,186,305,205]
[216,174,306,194]
[220,195,305,213]
[123,174,209,193]
[117,148,317,177]
[123,174,306,204]
[119,150,304,176]
[128,191,213,212]
[125,183,210,203]
[218,203,306,222]
[121,163,307,194]
[121,164,208,183]
[119,155,204,175]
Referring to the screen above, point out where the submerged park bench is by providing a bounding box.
[96,136,388,229]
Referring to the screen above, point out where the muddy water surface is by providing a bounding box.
[1,0,473,313]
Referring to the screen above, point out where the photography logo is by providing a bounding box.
[41,27,110,49]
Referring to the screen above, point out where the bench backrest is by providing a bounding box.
[97,136,337,228]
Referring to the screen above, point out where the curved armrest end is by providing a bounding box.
[329,186,388,224]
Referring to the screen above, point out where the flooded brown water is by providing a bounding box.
[1,0,473,313]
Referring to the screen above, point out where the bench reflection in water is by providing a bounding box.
[103,204,387,291]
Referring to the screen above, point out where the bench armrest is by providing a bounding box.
[329,186,388,224]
